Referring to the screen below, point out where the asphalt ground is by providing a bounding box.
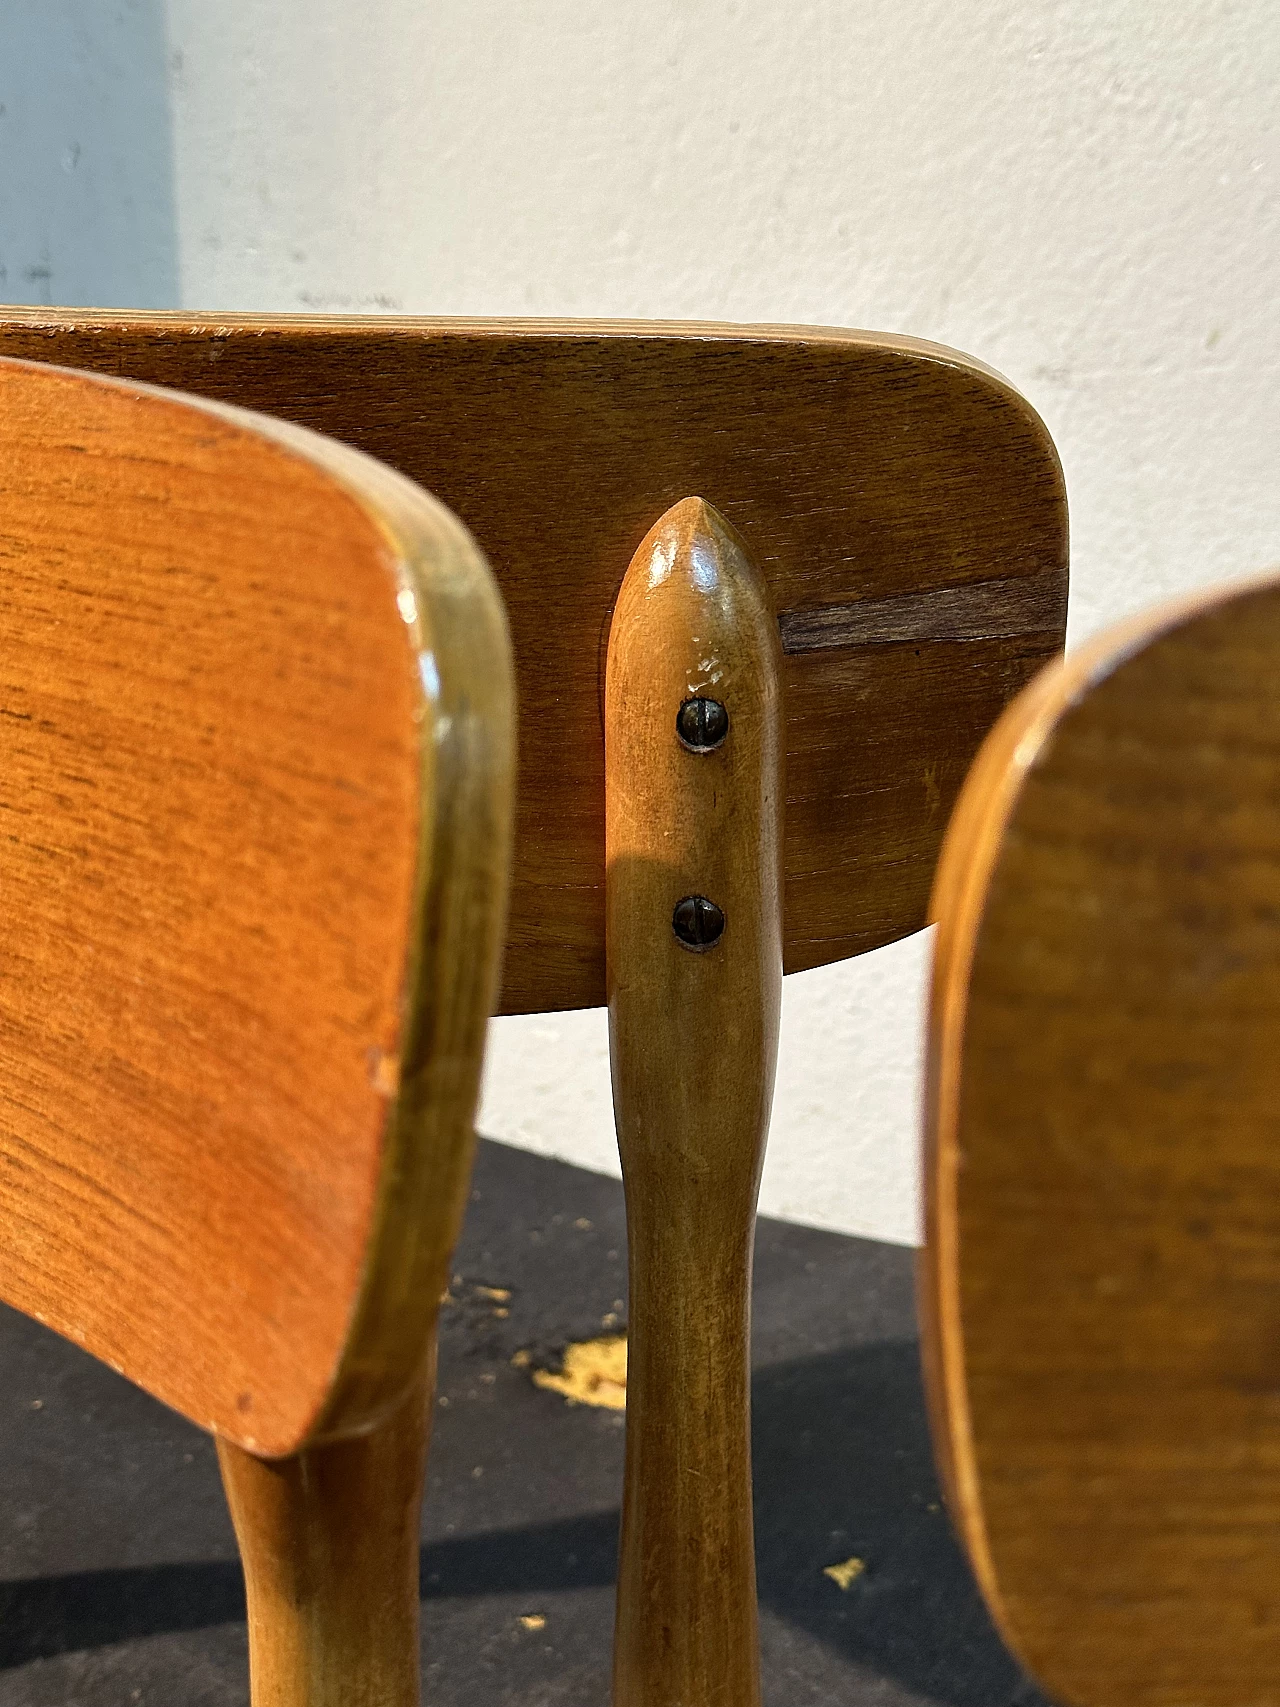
[0,1137,1049,1706]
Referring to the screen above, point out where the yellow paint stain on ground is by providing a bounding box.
[824,1556,866,1591]
[519,1614,546,1631]
[529,1334,628,1410]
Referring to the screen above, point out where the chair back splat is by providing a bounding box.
[922,571,1280,1707]
[0,355,515,1707]
[0,311,1067,1012]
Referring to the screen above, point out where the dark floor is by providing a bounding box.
[0,1138,1049,1706]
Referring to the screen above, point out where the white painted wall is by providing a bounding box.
[3,0,1278,1244]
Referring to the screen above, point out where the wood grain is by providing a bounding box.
[606,499,782,1707]
[0,356,514,1456]
[0,309,1068,1009]
[219,1364,433,1707]
[921,569,1280,1707]
[778,567,1064,653]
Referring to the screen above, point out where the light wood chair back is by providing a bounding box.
[0,354,515,1704]
[0,313,1068,1707]
[921,570,1280,1707]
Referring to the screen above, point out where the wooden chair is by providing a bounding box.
[1,311,1068,1705]
[0,354,515,1706]
[921,569,1280,1707]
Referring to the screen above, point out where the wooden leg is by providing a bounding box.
[606,498,783,1707]
[614,1205,761,1706]
[217,1354,434,1707]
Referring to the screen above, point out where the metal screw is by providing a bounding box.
[676,696,729,753]
[672,895,725,951]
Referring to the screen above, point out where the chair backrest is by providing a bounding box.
[921,570,1280,1707]
[0,312,1068,1005]
[0,355,514,1459]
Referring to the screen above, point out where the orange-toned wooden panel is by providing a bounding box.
[0,311,1068,1011]
[922,572,1280,1707]
[0,358,513,1456]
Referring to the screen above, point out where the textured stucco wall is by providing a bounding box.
[3,0,1277,1242]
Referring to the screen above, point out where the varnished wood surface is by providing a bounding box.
[0,309,1068,1011]
[0,357,514,1456]
[606,500,781,1707]
[921,570,1280,1707]
[778,567,1064,653]
[219,1365,433,1707]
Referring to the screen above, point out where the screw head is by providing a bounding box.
[676,697,729,753]
[672,895,725,951]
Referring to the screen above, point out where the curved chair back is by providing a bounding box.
[923,571,1280,1707]
[0,354,515,1706]
[0,312,1068,1008]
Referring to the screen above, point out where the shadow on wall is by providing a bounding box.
[0,0,177,309]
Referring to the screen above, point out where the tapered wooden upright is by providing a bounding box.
[606,497,783,1707]
[218,1367,433,1707]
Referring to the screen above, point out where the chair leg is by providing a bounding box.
[217,1357,433,1707]
[606,497,783,1707]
